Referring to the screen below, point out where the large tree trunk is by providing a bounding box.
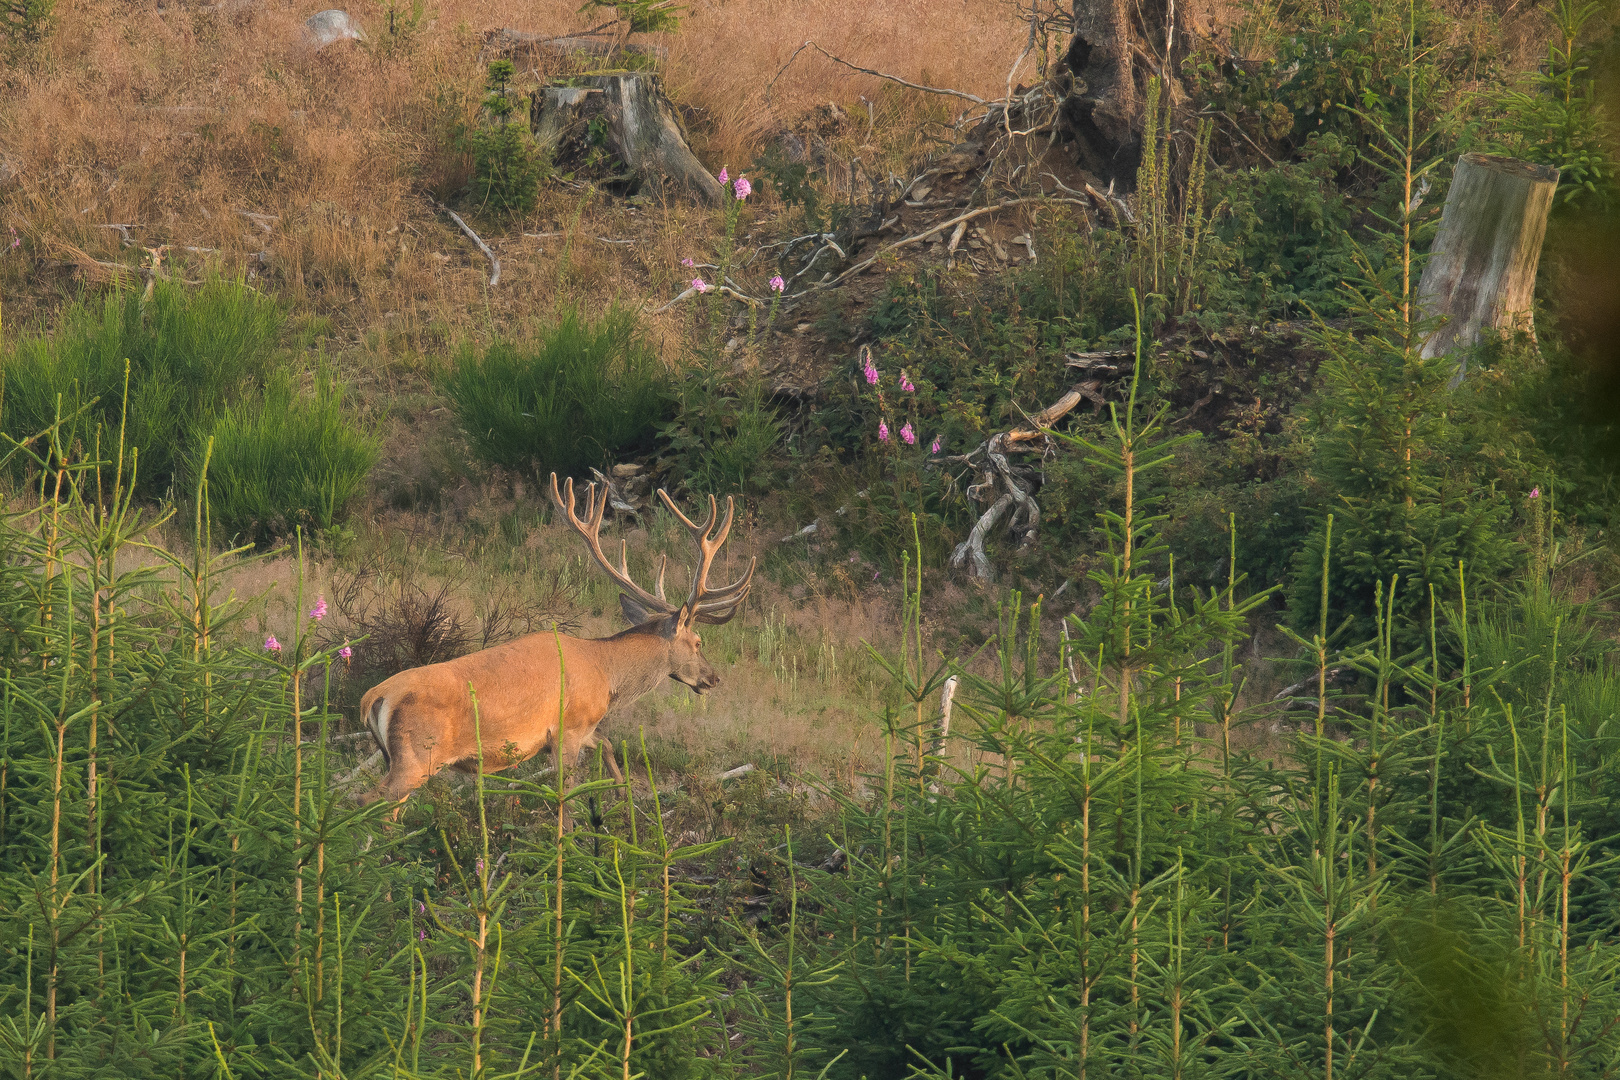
[530,74,723,206]
[1417,153,1560,379]
[1059,0,1190,187]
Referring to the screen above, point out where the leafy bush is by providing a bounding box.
[441,304,669,479]
[1,275,281,496]
[204,368,380,543]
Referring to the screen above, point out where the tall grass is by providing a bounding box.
[204,367,381,543]
[442,304,668,479]
[0,276,281,496]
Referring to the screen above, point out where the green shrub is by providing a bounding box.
[204,368,380,543]
[1,276,281,496]
[441,304,669,479]
[466,59,547,216]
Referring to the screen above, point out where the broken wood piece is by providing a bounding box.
[648,283,762,314]
[1416,152,1559,382]
[435,202,501,287]
[718,763,756,781]
[587,467,641,517]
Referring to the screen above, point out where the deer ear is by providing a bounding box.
[619,593,655,626]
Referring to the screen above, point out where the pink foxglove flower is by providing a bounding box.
[900,422,916,445]
[681,257,694,268]
[264,635,281,653]
[418,928,428,941]
[930,435,941,454]
[309,596,327,621]
[692,278,709,293]
[733,176,752,200]
[416,900,426,915]
[717,166,729,184]
[900,371,915,393]
[878,421,890,442]
[863,358,879,385]
[339,644,353,661]
[1529,486,1541,499]
[769,274,785,293]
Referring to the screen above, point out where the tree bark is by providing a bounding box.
[1417,153,1559,379]
[1059,0,1189,187]
[530,74,723,206]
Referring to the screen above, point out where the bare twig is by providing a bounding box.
[435,202,501,287]
[766,40,989,109]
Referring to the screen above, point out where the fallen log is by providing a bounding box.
[531,74,723,206]
[482,27,668,66]
[1417,153,1559,382]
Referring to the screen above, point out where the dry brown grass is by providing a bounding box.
[0,0,1033,341]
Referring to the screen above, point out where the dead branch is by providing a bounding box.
[435,202,500,287]
[766,40,989,109]
[815,196,1086,292]
[648,283,763,314]
[946,373,1122,580]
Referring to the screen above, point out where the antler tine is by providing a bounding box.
[693,556,757,613]
[656,489,747,613]
[549,472,675,614]
[656,487,718,538]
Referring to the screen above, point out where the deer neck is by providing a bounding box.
[605,632,674,707]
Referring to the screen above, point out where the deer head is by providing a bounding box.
[550,473,756,694]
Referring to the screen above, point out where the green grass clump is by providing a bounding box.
[204,368,380,542]
[0,275,281,496]
[441,304,669,480]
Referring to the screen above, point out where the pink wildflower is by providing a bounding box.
[733,176,752,200]
[1529,486,1541,499]
[717,166,729,184]
[264,635,281,653]
[418,929,428,941]
[930,435,941,454]
[878,421,890,442]
[309,596,327,621]
[900,422,916,445]
[692,278,709,293]
[900,370,915,393]
[339,644,353,661]
[681,257,694,268]
[769,274,785,293]
[863,357,879,385]
[416,900,426,915]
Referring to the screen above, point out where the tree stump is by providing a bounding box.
[1057,0,1191,187]
[530,74,723,206]
[1417,153,1560,379]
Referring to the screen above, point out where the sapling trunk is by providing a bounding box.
[552,626,568,1077]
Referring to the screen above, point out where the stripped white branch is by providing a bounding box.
[436,202,501,287]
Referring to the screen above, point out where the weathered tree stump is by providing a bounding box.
[1057,0,1191,187]
[531,74,723,206]
[1417,153,1560,379]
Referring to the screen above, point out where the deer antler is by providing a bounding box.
[551,474,676,615]
[656,489,757,621]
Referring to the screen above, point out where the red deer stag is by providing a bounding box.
[358,474,756,809]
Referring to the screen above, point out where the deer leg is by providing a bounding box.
[593,734,625,783]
